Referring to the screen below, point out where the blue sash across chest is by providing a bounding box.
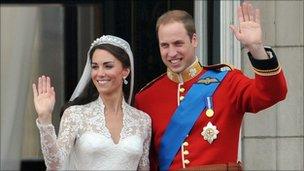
[159,70,228,170]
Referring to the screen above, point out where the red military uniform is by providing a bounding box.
[135,48,287,170]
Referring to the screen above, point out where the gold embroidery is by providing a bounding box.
[197,77,219,85]
[167,58,202,83]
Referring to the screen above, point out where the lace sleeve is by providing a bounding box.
[36,107,80,170]
[138,114,151,171]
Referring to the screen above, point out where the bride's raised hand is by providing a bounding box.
[32,75,56,124]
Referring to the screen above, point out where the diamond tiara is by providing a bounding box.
[90,35,130,52]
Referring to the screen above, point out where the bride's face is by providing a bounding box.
[91,49,129,96]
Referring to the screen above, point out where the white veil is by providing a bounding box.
[69,35,134,104]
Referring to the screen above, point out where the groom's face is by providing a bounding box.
[158,22,198,74]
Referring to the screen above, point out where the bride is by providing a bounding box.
[32,35,151,170]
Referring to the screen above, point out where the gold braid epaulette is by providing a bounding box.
[138,73,166,93]
[203,63,234,71]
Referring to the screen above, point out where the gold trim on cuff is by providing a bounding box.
[252,66,282,76]
[252,65,280,73]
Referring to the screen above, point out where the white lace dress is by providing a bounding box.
[36,97,151,170]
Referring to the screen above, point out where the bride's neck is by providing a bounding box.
[100,91,124,116]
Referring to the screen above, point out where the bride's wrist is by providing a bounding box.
[38,115,52,125]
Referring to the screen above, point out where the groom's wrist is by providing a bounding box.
[246,43,268,60]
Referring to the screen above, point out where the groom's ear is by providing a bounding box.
[191,33,198,48]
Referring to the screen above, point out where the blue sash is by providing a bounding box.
[159,70,228,170]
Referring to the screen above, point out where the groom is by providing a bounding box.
[135,1,287,170]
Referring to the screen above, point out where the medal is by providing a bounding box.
[205,97,214,117]
[206,109,214,117]
[201,122,219,144]
[202,97,219,143]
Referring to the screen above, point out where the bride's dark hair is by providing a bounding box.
[60,44,131,117]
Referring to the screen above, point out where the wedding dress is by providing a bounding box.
[36,97,151,170]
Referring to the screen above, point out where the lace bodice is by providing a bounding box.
[36,97,151,170]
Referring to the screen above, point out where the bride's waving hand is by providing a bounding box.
[32,75,55,124]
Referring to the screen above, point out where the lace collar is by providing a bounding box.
[95,96,128,113]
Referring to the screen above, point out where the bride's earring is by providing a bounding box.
[123,77,128,85]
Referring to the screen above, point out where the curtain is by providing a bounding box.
[1,6,38,170]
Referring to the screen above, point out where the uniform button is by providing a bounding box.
[179,87,185,93]
[184,159,190,165]
[183,150,189,155]
[183,142,189,146]
[179,96,185,101]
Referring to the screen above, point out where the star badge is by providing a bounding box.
[201,122,219,144]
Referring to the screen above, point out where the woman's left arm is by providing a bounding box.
[138,114,152,171]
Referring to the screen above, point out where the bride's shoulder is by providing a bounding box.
[128,105,151,123]
[62,103,91,120]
